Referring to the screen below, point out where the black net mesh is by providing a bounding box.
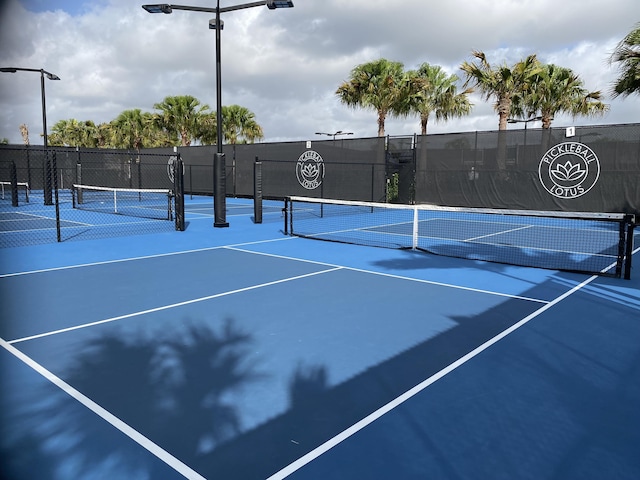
[287,196,635,278]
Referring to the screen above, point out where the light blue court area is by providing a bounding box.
[1,198,639,479]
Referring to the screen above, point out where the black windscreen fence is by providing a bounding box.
[414,124,640,215]
[1,123,637,249]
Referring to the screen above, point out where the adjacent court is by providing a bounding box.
[1,197,639,479]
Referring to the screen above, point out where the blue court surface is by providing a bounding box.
[1,197,639,480]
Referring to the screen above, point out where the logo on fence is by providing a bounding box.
[167,155,178,183]
[296,150,324,190]
[538,142,600,199]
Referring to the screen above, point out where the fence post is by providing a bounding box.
[253,157,262,224]
[52,151,61,242]
[214,152,229,227]
[10,161,19,207]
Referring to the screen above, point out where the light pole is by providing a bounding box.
[0,67,60,205]
[142,1,294,227]
[315,130,354,141]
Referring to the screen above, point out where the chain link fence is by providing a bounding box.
[0,147,184,248]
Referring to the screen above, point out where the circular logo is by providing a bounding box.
[167,155,178,183]
[296,150,325,190]
[538,142,600,199]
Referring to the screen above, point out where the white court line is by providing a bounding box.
[0,236,294,278]
[465,224,534,242]
[0,338,207,480]
[8,267,342,344]
[226,246,550,304]
[265,272,601,480]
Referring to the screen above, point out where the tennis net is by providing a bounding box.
[1,181,29,204]
[285,196,636,278]
[72,184,174,221]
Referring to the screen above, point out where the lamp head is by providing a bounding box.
[142,4,173,13]
[266,0,294,9]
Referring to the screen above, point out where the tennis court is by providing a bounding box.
[1,197,639,479]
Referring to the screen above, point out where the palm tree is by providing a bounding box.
[110,109,158,151]
[48,119,86,147]
[221,105,264,144]
[198,112,218,146]
[407,63,473,135]
[460,51,541,130]
[153,95,211,146]
[19,124,29,145]
[336,58,414,137]
[610,22,640,98]
[514,63,609,128]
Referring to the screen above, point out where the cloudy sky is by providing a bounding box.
[0,0,638,145]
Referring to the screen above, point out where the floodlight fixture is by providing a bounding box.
[507,116,543,125]
[316,131,354,140]
[267,0,294,9]
[142,4,173,13]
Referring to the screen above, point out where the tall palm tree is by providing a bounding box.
[110,109,158,151]
[514,63,609,128]
[407,63,473,135]
[336,58,413,137]
[610,22,640,98]
[153,95,211,146]
[198,111,218,146]
[460,51,540,130]
[48,119,88,147]
[220,105,264,144]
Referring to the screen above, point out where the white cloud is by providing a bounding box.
[1,0,639,144]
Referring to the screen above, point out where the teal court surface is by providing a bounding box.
[1,197,639,479]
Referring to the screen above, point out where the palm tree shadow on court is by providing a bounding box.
[2,317,264,479]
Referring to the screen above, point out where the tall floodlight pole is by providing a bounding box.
[142,1,294,227]
[0,67,60,205]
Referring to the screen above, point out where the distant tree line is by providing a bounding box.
[337,23,640,136]
[46,95,264,150]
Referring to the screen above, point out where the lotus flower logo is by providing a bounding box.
[550,161,587,183]
[300,162,319,180]
[538,142,600,199]
[296,150,325,190]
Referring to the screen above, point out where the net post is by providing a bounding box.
[254,157,263,224]
[283,198,289,235]
[9,161,19,207]
[43,149,53,205]
[624,216,635,280]
[51,151,61,242]
[76,163,83,204]
[214,152,229,228]
[174,154,185,231]
[412,206,419,249]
